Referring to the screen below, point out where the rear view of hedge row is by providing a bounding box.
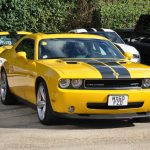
[0,0,149,32]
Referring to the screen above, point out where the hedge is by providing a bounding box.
[101,0,150,29]
[0,0,149,32]
[0,0,69,32]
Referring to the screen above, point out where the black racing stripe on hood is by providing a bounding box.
[105,62,131,78]
[87,62,116,79]
[64,59,116,79]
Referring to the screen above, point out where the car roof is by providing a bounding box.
[0,31,32,35]
[0,32,9,35]
[100,28,115,32]
[15,31,32,35]
[69,28,116,33]
[26,33,108,41]
[69,29,87,33]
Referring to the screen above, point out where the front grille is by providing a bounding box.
[87,102,144,109]
[84,79,142,90]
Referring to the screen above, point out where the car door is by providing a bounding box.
[12,38,37,103]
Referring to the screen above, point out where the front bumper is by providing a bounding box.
[49,88,150,115]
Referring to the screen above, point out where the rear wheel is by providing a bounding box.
[0,70,17,105]
[36,81,59,125]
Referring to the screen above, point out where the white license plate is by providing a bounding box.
[108,95,128,106]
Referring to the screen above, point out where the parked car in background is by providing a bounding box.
[0,32,14,53]
[129,15,150,64]
[0,31,32,66]
[0,31,32,54]
[116,14,150,64]
[69,28,141,63]
[0,33,150,125]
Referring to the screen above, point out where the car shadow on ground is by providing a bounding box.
[50,118,135,129]
[0,103,149,130]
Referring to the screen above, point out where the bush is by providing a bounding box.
[64,0,100,30]
[0,0,69,32]
[0,0,149,32]
[100,0,150,29]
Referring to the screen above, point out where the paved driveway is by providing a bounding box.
[0,103,150,150]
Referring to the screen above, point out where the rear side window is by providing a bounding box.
[16,39,34,59]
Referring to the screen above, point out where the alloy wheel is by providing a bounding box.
[0,71,7,102]
[37,84,47,121]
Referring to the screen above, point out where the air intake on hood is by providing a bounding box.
[66,61,78,64]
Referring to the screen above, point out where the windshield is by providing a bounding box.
[102,32,125,44]
[0,35,12,46]
[38,38,124,60]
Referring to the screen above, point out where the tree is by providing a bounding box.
[65,0,100,30]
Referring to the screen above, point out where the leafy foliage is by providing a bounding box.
[0,0,69,32]
[0,0,149,32]
[64,0,100,30]
[101,0,150,29]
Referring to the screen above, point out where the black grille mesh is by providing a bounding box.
[84,79,142,89]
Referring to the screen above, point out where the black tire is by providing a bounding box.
[133,117,150,123]
[36,81,59,125]
[0,69,17,105]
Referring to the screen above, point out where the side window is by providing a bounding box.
[16,39,34,59]
[16,40,26,52]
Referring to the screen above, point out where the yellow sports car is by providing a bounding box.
[0,33,150,125]
[0,31,32,54]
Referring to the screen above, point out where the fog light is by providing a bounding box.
[68,106,75,113]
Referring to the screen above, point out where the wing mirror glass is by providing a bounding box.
[124,52,133,60]
[16,51,27,60]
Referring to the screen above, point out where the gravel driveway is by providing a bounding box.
[0,102,150,150]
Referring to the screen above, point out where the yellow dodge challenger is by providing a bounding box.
[0,33,150,125]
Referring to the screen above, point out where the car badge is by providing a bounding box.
[113,72,119,78]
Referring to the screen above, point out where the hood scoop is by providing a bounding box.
[66,61,78,64]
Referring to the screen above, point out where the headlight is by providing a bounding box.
[142,79,150,88]
[71,79,83,88]
[59,79,70,88]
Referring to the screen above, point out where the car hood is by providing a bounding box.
[40,59,150,79]
[115,43,139,54]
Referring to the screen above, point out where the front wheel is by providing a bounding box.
[0,70,17,105]
[36,81,59,125]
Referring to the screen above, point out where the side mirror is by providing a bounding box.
[16,51,27,60]
[124,52,133,60]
